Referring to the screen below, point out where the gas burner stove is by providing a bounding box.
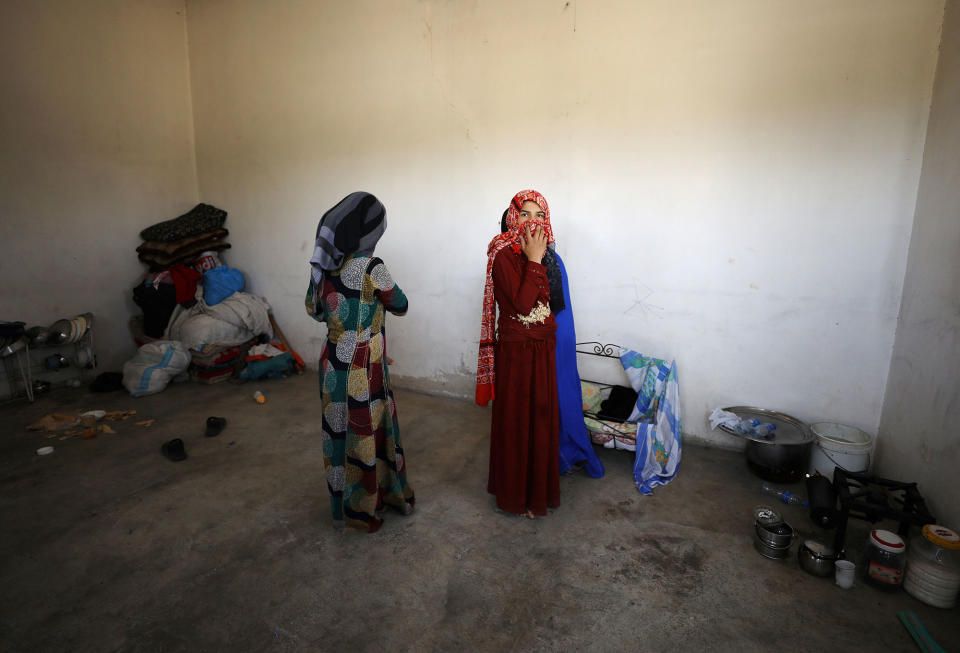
[832,468,936,556]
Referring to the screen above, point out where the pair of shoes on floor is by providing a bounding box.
[161,417,227,462]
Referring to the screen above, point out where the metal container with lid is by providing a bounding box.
[719,406,814,483]
[798,539,837,577]
[864,529,906,590]
[904,524,960,608]
[753,505,795,559]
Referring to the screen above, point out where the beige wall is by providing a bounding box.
[0,0,198,371]
[1,0,954,522]
[185,0,944,448]
[878,0,960,529]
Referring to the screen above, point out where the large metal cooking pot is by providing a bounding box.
[719,406,814,483]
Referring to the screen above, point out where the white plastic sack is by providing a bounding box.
[122,341,191,397]
[164,292,272,351]
[709,408,741,430]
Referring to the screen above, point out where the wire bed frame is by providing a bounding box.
[575,341,636,439]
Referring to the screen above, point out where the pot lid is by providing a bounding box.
[870,529,905,552]
[754,505,782,526]
[719,406,813,445]
[922,524,960,550]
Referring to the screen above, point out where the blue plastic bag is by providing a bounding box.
[203,266,244,306]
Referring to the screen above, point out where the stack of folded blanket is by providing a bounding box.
[136,203,231,271]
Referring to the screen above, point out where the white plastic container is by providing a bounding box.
[904,525,960,608]
[808,422,873,478]
[835,560,855,588]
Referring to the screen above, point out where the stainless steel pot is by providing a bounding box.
[753,506,796,559]
[720,406,814,483]
[756,520,795,548]
[798,539,836,577]
[755,539,792,559]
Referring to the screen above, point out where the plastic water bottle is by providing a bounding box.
[253,390,266,404]
[761,481,809,506]
[743,419,776,437]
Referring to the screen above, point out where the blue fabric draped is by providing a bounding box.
[554,252,605,478]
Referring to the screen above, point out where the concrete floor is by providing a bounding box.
[1,374,957,652]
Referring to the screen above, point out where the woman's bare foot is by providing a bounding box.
[525,508,536,520]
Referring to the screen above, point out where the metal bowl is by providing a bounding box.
[798,539,836,577]
[48,319,72,345]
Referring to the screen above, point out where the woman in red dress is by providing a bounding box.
[476,190,561,519]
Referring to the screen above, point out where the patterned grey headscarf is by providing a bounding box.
[310,192,386,308]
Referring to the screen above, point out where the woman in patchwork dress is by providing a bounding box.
[306,192,414,532]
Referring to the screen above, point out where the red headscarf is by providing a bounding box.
[475,190,555,406]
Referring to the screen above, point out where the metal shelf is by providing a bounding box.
[1,323,96,403]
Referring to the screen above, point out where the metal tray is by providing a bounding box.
[718,405,813,445]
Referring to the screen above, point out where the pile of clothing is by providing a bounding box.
[127,202,300,390]
[189,339,258,384]
[238,342,305,380]
[582,383,643,451]
[125,203,306,395]
[132,266,203,340]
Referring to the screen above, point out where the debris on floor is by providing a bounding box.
[32,410,128,441]
[104,409,137,421]
[135,419,156,427]
[26,413,78,432]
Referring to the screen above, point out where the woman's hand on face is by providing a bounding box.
[520,224,548,263]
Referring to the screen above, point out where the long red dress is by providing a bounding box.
[487,247,561,516]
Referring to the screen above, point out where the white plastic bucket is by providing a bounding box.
[808,422,873,478]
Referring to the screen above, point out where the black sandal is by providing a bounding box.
[204,417,227,437]
[161,438,187,462]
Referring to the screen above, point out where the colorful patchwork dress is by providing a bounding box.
[305,253,414,532]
